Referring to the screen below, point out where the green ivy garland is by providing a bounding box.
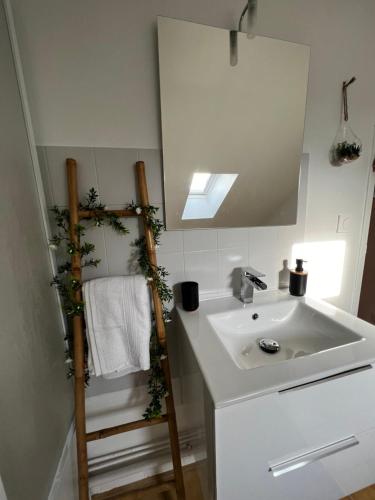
[126,202,172,420]
[50,189,171,419]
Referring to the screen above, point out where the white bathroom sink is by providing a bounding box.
[177,292,375,407]
[207,299,364,370]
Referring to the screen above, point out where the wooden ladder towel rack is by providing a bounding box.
[66,158,186,500]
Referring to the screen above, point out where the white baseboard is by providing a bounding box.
[89,427,205,496]
[48,385,203,499]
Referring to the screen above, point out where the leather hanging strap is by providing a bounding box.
[342,76,356,122]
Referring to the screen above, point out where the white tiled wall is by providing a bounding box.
[39,146,308,300]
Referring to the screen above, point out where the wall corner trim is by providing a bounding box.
[0,475,8,500]
[48,421,76,500]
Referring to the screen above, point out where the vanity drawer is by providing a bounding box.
[319,427,375,496]
[277,364,375,445]
[264,428,375,499]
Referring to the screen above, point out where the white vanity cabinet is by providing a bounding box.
[213,365,375,500]
[174,295,375,500]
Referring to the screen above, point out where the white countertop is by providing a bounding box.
[176,291,375,409]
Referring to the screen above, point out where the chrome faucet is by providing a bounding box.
[239,266,267,303]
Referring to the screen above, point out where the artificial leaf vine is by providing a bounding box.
[127,202,172,419]
[50,189,171,419]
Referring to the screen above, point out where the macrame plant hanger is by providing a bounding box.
[66,158,186,499]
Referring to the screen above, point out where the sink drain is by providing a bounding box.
[258,338,280,354]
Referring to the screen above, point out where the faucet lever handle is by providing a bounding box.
[242,266,265,278]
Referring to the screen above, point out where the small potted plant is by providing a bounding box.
[330,77,362,166]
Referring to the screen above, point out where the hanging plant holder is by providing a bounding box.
[330,77,362,166]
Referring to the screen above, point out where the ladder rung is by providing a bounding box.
[78,209,139,219]
[85,414,168,442]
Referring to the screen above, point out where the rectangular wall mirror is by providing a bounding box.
[158,17,310,230]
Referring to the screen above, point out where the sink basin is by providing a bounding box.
[207,299,364,370]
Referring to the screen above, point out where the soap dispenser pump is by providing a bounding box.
[289,259,308,297]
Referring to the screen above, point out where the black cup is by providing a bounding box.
[181,281,199,311]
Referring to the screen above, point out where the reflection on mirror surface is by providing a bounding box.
[189,173,212,193]
[182,173,239,220]
[158,17,310,230]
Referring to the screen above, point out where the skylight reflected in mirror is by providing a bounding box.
[182,173,239,220]
[189,173,212,194]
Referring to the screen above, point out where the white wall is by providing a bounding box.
[11,0,375,313]
[0,2,73,499]
[10,0,251,149]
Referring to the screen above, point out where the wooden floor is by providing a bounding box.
[92,464,375,500]
[91,464,204,500]
[343,484,375,500]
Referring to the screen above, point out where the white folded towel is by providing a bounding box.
[83,275,151,379]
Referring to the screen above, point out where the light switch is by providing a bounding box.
[337,214,351,233]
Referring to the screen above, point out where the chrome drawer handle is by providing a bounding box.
[268,435,359,477]
[279,365,372,394]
